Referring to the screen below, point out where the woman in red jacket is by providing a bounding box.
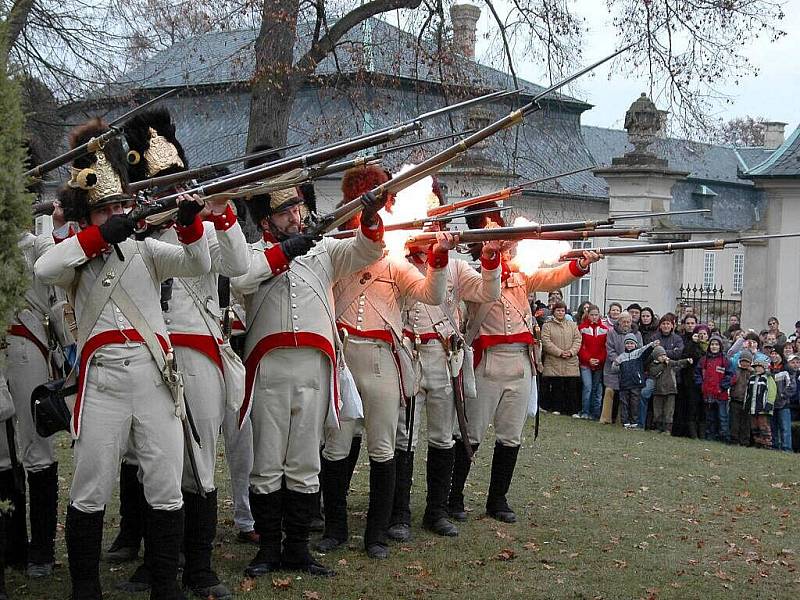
[578,304,609,419]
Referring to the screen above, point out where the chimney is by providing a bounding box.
[763,121,787,150]
[450,4,481,59]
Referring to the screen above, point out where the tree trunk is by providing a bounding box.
[246,0,301,152]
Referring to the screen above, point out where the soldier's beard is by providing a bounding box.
[269,220,302,242]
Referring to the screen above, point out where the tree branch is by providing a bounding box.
[294,0,422,75]
[4,0,36,59]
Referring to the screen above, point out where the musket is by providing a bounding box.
[325,205,513,239]
[559,232,800,260]
[427,165,598,217]
[404,210,707,245]
[25,89,179,179]
[127,91,510,223]
[308,37,642,235]
[125,142,301,194]
[184,130,474,199]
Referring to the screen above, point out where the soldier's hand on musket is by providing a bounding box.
[359,191,386,226]
[280,232,321,261]
[98,214,135,245]
[201,195,230,217]
[433,231,459,254]
[175,192,205,226]
[577,250,602,270]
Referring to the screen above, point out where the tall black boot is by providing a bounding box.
[244,489,283,578]
[66,505,104,600]
[486,442,520,523]
[344,436,362,488]
[364,458,395,560]
[0,503,8,600]
[423,446,458,537]
[0,468,27,570]
[183,490,231,599]
[107,462,145,562]
[145,506,184,600]
[447,441,478,522]
[315,457,350,553]
[281,490,334,577]
[27,462,58,577]
[387,450,413,542]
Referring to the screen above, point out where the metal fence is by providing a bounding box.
[676,283,742,329]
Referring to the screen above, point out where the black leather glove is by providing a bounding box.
[359,191,385,226]
[98,214,134,245]
[280,232,321,261]
[175,198,204,227]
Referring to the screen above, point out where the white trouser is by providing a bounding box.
[5,335,56,471]
[70,345,184,512]
[250,347,330,494]
[330,338,401,463]
[466,344,531,448]
[395,343,455,452]
[222,409,254,531]
[322,419,363,462]
[177,346,225,494]
[0,422,12,470]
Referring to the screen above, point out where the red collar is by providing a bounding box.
[262,231,278,244]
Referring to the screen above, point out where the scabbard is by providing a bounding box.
[452,372,474,461]
[181,416,205,498]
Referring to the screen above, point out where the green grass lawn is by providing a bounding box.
[6,414,799,599]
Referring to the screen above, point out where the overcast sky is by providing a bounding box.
[470,1,799,138]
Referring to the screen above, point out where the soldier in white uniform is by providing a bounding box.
[0,367,18,599]
[112,110,249,600]
[316,165,450,560]
[446,204,600,525]
[232,182,387,578]
[3,235,61,579]
[388,215,502,542]
[34,118,211,600]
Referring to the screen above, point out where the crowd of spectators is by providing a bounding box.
[532,292,800,452]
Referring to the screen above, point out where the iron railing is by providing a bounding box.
[676,283,741,329]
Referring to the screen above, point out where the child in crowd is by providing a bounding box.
[647,345,692,433]
[695,334,732,442]
[728,349,754,446]
[746,357,776,449]
[611,334,656,429]
[772,354,799,452]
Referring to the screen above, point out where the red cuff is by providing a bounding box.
[569,259,589,277]
[360,215,384,242]
[76,226,108,259]
[205,204,237,231]
[176,216,205,244]
[264,244,290,275]
[480,250,501,271]
[427,246,449,269]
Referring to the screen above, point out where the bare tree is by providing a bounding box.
[713,115,767,147]
[246,0,423,151]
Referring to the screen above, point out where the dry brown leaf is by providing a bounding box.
[303,592,322,600]
[714,569,734,582]
[406,561,423,571]
[496,548,516,561]
[542,563,555,570]
[613,559,627,569]
[337,558,348,566]
[523,542,540,552]
[272,577,292,590]
[239,577,257,593]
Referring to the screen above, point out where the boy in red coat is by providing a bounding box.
[695,333,732,442]
[578,304,608,420]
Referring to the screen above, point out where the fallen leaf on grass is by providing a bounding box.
[714,569,735,582]
[239,577,257,592]
[542,563,555,570]
[222,552,235,560]
[523,542,540,552]
[406,562,423,571]
[337,559,348,566]
[771,482,791,490]
[613,559,627,569]
[272,577,292,589]
[496,548,516,561]
[303,592,322,600]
